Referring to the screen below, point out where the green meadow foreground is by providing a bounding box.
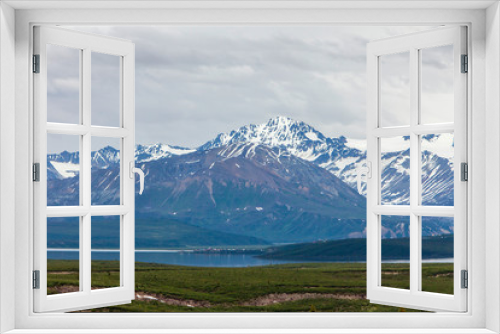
[47,260,453,312]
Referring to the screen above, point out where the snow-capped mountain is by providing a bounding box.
[200,116,364,168]
[46,116,455,242]
[197,116,454,206]
[49,141,368,243]
[48,144,194,180]
[47,146,120,180]
[92,146,121,168]
[199,116,369,192]
[47,116,454,207]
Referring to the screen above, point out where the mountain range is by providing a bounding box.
[46,116,455,245]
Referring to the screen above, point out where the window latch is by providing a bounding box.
[130,161,145,195]
[356,161,372,194]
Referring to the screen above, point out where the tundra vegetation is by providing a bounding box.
[47,260,452,312]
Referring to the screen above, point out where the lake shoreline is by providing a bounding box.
[48,248,453,267]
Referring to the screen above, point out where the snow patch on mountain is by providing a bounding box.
[136,143,195,162]
[380,137,410,153]
[421,133,454,159]
[305,132,319,141]
[50,161,79,179]
[345,138,366,151]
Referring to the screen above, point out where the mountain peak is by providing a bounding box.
[198,116,363,168]
[199,116,326,151]
[99,145,119,153]
[265,115,298,126]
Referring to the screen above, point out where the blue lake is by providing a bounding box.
[48,249,304,267]
[47,249,453,267]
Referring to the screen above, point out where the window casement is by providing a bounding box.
[5,4,493,333]
[33,26,139,312]
[365,26,467,312]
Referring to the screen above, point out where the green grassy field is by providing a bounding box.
[47,260,453,312]
[381,263,454,294]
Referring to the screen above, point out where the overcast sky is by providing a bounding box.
[48,25,450,152]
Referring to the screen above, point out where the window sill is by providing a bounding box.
[3,329,498,334]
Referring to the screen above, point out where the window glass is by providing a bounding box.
[91,137,121,206]
[420,45,454,125]
[381,215,410,290]
[47,44,80,124]
[47,134,80,206]
[380,137,410,205]
[421,216,454,295]
[91,216,121,289]
[380,52,410,127]
[421,133,454,206]
[92,52,121,127]
[47,217,80,294]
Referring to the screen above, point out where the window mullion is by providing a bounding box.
[409,47,420,295]
[82,47,92,294]
[122,52,135,295]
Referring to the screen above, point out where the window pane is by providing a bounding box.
[381,215,410,290]
[380,136,410,205]
[92,52,121,127]
[420,45,454,125]
[91,216,121,289]
[380,52,410,127]
[47,44,80,124]
[421,133,454,206]
[421,216,454,295]
[91,137,121,206]
[47,217,80,294]
[47,134,80,206]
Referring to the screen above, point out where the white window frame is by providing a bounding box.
[366,26,468,312]
[1,1,499,333]
[33,26,136,313]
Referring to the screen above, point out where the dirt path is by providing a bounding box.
[240,293,365,306]
[48,285,80,294]
[135,292,212,307]
[50,286,366,308]
[134,291,365,308]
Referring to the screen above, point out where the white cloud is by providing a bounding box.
[46,25,438,152]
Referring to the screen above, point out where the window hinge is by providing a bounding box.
[461,162,468,181]
[461,270,468,289]
[33,163,40,182]
[33,54,40,73]
[461,54,468,73]
[33,270,40,289]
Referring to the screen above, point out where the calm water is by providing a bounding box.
[48,249,303,267]
[47,249,453,267]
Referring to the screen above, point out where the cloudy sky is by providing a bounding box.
[48,25,451,152]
